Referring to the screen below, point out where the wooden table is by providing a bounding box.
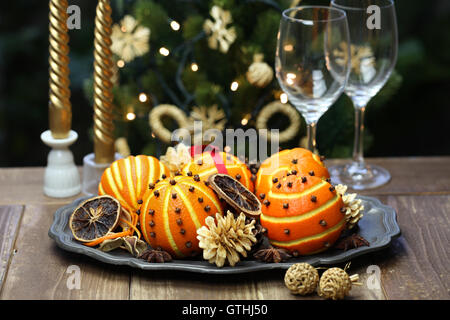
[0,157,449,300]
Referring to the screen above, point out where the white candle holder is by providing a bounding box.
[41,130,81,198]
[82,152,122,197]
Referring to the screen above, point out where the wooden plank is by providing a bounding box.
[0,204,130,299]
[0,168,82,206]
[1,157,449,206]
[130,269,259,299]
[0,205,23,291]
[0,160,448,300]
[324,157,450,196]
[368,195,450,300]
[129,254,385,300]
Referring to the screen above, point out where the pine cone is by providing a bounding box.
[335,184,364,229]
[160,143,192,174]
[196,211,257,267]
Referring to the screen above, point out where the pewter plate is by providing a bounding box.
[48,195,400,274]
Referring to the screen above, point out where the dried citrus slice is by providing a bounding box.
[208,173,261,218]
[69,195,121,242]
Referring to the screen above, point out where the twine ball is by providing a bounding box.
[318,267,352,300]
[284,263,319,295]
[246,54,273,88]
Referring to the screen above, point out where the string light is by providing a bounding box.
[126,112,136,121]
[121,26,127,33]
[241,113,250,126]
[139,93,148,103]
[280,93,288,104]
[230,81,239,91]
[117,59,125,68]
[284,44,294,52]
[224,145,231,153]
[191,62,199,72]
[286,73,296,85]
[170,20,180,31]
[159,47,170,56]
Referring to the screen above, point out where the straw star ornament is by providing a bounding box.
[111,15,150,63]
[203,6,237,53]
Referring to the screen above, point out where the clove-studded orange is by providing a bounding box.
[140,175,224,258]
[255,148,329,199]
[98,155,171,214]
[260,174,345,256]
[181,151,254,192]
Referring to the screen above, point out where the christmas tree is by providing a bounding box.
[83,0,402,160]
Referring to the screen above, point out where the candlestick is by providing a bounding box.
[42,0,80,198]
[41,130,81,198]
[48,0,71,139]
[93,0,115,163]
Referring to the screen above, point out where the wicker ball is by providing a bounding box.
[284,263,319,295]
[246,54,273,88]
[318,267,352,300]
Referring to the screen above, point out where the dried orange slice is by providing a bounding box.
[208,173,261,218]
[69,195,121,242]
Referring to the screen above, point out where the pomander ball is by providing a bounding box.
[318,267,358,300]
[284,263,319,295]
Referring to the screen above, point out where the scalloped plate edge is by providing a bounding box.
[48,195,401,274]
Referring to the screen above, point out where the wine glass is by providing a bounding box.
[329,0,398,190]
[275,6,351,152]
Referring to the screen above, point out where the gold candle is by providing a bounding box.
[93,0,115,163]
[48,0,71,139]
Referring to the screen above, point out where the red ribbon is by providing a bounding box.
[189,145,228,174]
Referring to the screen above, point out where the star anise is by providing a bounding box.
[253,246,292,263]
[334,233,370,251]
[138,248,173,263]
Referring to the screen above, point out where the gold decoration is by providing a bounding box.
[148,104,189,144]
[203,6,237,53]
[115,137,130,157]
[160,143,192,174]
[196,211,257,267]
[335,184,364,230]
[148,104,227,145]
[246,54,274,88]
[318,265,360,300]
[188,105,227,132]
[256,101,301,143]
[111,15,150,63]
[284,263,319,295]
[290,0,303,7]
[334,43,375,75]
[93,0,116,163]
[48,0,71,139]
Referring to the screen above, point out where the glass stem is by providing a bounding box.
[306,122,317,154]
[352,105,366,168]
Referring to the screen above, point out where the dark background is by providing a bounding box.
[0,0,449,167]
